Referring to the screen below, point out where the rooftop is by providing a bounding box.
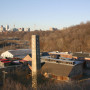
[41,56,83,66]
[2,49,32,59]
[41,62,74,77]
[48,51,72,55]
[9,49,31,56]
[73,52,90,58]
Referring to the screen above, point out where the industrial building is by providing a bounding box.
[23,54,32,61]
[73,52,90,68]
[0,58,29,68]
[1,49,31,59]
[48,51,73,59]
[0,48,90,81]
[41,55,84,80]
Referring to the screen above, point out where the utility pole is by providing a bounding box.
[32,35,41,90]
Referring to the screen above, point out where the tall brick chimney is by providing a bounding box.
[32,35,41,89]
[32,35,41,73]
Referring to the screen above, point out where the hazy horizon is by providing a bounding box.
[0,0,90,30]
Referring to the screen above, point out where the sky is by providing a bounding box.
[0,0,90,30]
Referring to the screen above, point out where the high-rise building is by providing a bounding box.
[12,28,18,32]
[18,28,24,31]
[24,28,30,32]
[6,25,9,31]
[49,27,58,31]
[0,25,4,32]
[18,28,22,31]
[22,28,24,31]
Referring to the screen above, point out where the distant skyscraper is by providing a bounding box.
[49,27,58,31]
[18,28,24,31]
[18,28,22,31]
[0,25,4,32]
[22,28,24,31]
[6,25,9,31]
[1,25,3,27]
[25,28,30,32]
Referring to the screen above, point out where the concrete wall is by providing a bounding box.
[49,54,72,59]
[60,54,72,58]
[0,61,4,68]
[41,62,83,80]
[86,61,90,68]
[69,63,83,78]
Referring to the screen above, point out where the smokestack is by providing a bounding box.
[32,35,41,73]
[32,35,41,89]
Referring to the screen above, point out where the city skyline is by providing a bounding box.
[0,25,30,32]
[0,0,90,30]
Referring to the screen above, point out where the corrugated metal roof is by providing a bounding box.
[73,52,90,58]
[41,62,73,76]
[8,49,31,58]
[41,56,83,65]
[49,51,72,55]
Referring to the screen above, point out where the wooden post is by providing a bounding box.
[2,70,7,84]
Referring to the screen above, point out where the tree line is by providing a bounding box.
[0,21,90,53]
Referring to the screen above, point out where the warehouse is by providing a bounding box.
[1,49,31,59]
[48,51,73,59]
[41,57,84,80]
[23,54,32,61]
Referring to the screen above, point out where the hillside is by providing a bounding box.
[0,22,90,53]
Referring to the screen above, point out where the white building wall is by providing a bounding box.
[24,28,30,32]
[6,25,9,30]
[1,51,13,58]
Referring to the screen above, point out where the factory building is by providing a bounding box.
[1,49,31,59]
[23,54,32,61]
[41,56,84,80]
[48,51,73,59]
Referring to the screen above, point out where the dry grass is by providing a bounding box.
[1,68,90,90]
[1,78,90,90]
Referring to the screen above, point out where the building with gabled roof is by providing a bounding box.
[41,62,83,80]
[1,49,31,59]
[48,51,73,59]
[23,54,32,61]
[41,55,84,80]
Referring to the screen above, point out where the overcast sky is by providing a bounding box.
[0,0,90,30]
